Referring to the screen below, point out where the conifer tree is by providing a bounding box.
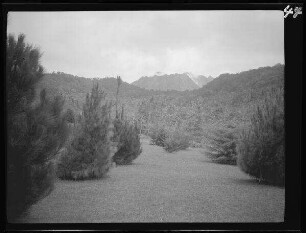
[112,107,142,165]
[112,77,142,165]
[57,83,113,180]
[6,34,69,221]
[237,88,284,185]
[205,125,237,165]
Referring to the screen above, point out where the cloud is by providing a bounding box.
[7,11,284,83]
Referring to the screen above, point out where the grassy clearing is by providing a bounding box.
[18,136,284,223]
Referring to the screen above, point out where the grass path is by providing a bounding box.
[19,136,284,223]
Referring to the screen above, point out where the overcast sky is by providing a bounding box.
[7,11,284,83]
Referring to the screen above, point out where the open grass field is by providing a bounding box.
[18,136,284,223]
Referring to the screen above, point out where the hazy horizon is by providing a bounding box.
[7,11,284,83]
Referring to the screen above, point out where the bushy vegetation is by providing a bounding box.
[149,125,168,147]
[112,77,142,165]
[205,125,238,165]
[237,88,285,186]
[112,116,142,165]
[57,84,114,180]
[164,128,190,152]
[6,34,69,221]
[149,124,190,153]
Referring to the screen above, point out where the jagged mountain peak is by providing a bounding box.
[183,72,214,87]
[132,72,214,91]
[132,73,197,91]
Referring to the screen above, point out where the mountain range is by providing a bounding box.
[131,72,213,91]
[36,64,284,121]
[185,73,214,87]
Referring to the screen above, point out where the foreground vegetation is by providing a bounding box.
[112,113,142,165]
[6,34,142,220]
[205,125,238,165]
[6,34,285,221]
[237,88,285,185]
[56,78,142,180]
[56,84,114,180]
[6,34,69,221]
[112,77,142,165]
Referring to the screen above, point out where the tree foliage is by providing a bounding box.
[112,117,142,165]
[6,34,69,221]
[237,88,285,185]
[112,77,142,165]
[205,125,238,165]
[149,123,190,153]
[57,83,114,180]
[6,34,44,112]
[149,124,168,147]
[163,128,190,153]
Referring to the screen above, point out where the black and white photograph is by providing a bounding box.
[3,3,302,230]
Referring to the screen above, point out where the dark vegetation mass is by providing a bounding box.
[6,35,142,220]
[237,88,285,185]
[6,34,69,221]
[112,114,142,165]
[56,84,114,180]
[112,77,142,165]
[205,125,238,165]
[6,34,285,221]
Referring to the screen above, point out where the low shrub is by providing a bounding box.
[205,125,238,165]
[110,76,142,165]
[149,125,168,147]
[237,88,284,186]
[164,129,190,153]
[149,124,190,152]
[112,119,142,165]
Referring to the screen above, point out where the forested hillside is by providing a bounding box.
[36,64,284,142]
[195,63,284,96]
[135,64,284,144]
[189,63,284,114]
[35,72,182,116]
[36,65,284,123]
